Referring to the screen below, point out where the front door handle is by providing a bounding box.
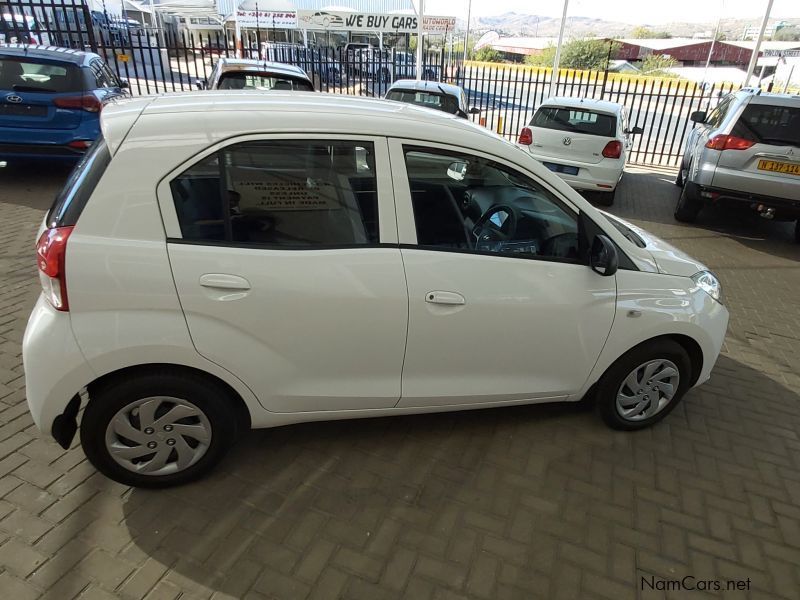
[425,291,466,305]
[199,273,251,290]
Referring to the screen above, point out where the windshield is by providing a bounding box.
[531,107,617,137]
[731,104,800,147]
[217,72,313,91]
[0,58,83,93]
[385,89,459,114]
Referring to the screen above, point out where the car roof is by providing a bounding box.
[387,79,464,96]
[540,97,624,115]
[215,58,310,80]
[0,44,98,66]
[737,88,800,107]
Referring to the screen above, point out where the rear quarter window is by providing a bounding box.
[47,138,111,227]
[731,104,800,147]
[531,107,617,137]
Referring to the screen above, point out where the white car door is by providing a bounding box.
[158,135,408,413]
[389,140,617,407]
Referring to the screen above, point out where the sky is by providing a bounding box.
[422,0,798,24]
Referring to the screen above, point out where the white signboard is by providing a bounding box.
[235,10,297,29]
[297,10,456,34]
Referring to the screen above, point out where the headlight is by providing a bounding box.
[692,271,723,303]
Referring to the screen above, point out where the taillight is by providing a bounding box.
[705,134,755,151]
[602,140,622,159]
[67,140,92,150]
[54,94,103,113]
[518,127,533,145]
[36,226,73,311]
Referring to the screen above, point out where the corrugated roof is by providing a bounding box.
[615,38,712,50]
[216,0,416,16]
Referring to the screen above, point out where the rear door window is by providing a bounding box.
[731,104,800,147]
[0,58,83,93]
[531,107,616,137]
[216,72,313,91]
[385,90,459,114]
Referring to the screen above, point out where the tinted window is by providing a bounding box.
[531,107,616,137]
[0,58,83,93]
[704,95,734,128]
[731,104,800,147]
[171,140,379,247]
[386,89,459,114]
[47,137,111,227]
[217,72,313,91]
[404,148,579,260]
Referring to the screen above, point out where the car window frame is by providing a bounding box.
[156,133,398,248]
[388,138,590,267]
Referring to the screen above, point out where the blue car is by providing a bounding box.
[0,45,129,162]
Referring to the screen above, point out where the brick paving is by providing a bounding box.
[0,162,799,599]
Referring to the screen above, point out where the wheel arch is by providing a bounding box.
[86,363,252,433]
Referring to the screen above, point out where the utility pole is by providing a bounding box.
[744,0,774,86]
[462,0,472,63]
[548,0,569,98]
[416,0,424,80]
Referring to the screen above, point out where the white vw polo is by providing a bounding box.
[517,97,643,206]
[23,93,728,487]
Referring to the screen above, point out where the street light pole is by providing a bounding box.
[548,0,569,98]
[462,0,472,63]
[744,0,774,87]
[416,0,424,80]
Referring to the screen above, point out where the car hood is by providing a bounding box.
[600,212,708,277]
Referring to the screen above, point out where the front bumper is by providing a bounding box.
[22,295,95,440]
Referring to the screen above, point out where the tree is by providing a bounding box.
[641,53,679,77]
[774,27,800,41]
[524,44,556,67]
[524,39,619,71]
[631,26,672,39]
[474,46,502,62]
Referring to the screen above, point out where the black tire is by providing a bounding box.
[80,370,238,488]
[675,163,685,187]
[596,339,692,431]
[795,220,800,244]
[594,188,616,207]
[674,183,702,223]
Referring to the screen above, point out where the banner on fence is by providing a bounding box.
[234,11,297,29]
[296,10,455,34]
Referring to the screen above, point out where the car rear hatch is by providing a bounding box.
[526,105,617,165]
[0,55,85,131]
[711,99,800,199]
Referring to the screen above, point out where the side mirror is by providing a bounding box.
[690,110,706,124]
[626,126,643,135]
[195,79,207,90]
[447,161,467,181]
[119,79,129,89]
[589,235,618,277]
[469,106,481,114]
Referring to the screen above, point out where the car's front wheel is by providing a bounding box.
[596,339,692,430]
[80,370,238,487]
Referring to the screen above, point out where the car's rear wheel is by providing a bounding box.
[674,184,702,222]
[597,339,691,430]
[81,371,238,487]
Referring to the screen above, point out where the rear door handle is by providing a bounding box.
[199,273,251,290]
[425,291,465,305]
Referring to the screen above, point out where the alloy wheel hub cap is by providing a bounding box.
[615,359,680,422]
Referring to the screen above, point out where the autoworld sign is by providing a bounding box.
[296,10,456,34]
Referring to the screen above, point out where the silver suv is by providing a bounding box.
[675,89,800,242]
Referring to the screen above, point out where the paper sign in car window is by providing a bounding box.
[229,168,341,212]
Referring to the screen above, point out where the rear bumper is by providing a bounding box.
[690,181,800,218]
[0,121,99,161]
[0,142,86,161]
[22,295,95,439]
[526,150,623,192]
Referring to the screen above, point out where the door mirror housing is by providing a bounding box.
[626,126,644,135]
[690,110,706,124]
[119,79,129,89]
[195,79,207,90]
[468,106,481,114]
[589,235,618,277]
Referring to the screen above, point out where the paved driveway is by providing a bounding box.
[0,162,799,600]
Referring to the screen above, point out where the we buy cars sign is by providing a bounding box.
[297,10,456,34]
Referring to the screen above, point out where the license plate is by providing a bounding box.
[543,162,579,176]
[757,159,800,176]
[0,104,47,117]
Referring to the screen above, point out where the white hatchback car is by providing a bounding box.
[24,93,728,487]
[518,97,642,206]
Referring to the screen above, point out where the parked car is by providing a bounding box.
[198,58,314,91]
[23,93,728,487]
[675,89,800,242]
[260,43,342,85]
[385,79,478,118]
[1,12,50,45]
[0,45,129,162]
[517,97,643,206]
[357,49,439,82]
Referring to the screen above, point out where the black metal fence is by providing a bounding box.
[2,0,741,166]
